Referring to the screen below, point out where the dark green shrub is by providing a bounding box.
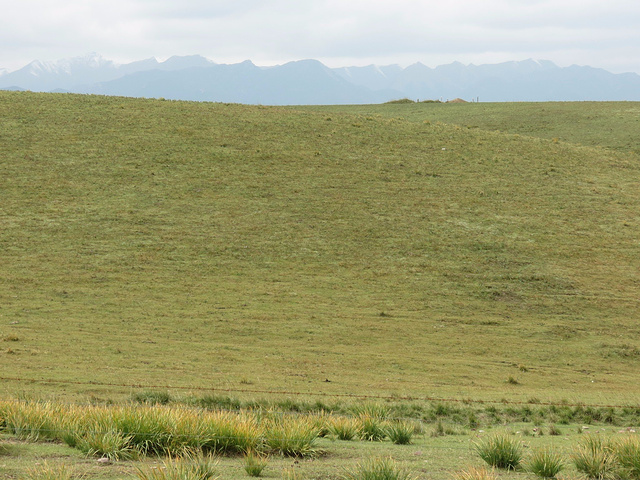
[548,424,562,436]
[196,395,242,410]
[132,391,172,405]
[385,98,415,104]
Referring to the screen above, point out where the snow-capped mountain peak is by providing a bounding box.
[24,52,114,77]
[27,59,57,76]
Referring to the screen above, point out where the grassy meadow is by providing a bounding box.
[1,91,640,477]
[1,91,640,403]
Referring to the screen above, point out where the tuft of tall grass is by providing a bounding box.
[342,456,415,480]
[385,421,413,445]
[135,452,218,480]
[158,407,261,456]
[452,466,496,480]
[57,414,84,449]
[264,415,320,457]
[358,415,388,442]
[108,405,174,455]
[474,433,523,470]
[614,435,640,479]
[329,416,360,441]
[526,447,564,478]
[571,435,618,480]
[76,429,137,460]
[282,467,304,480]
[244,450,269,477]
[2,401,63,442]
[207,414,262,455]
[308,410,331,438]
[164,410,210,455]
[350,403,390,420]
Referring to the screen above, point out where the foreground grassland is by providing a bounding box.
[1,399,639,480]
[1,92,640,408]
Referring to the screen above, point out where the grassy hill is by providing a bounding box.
[1,91,639,405]
[302,101,640,154]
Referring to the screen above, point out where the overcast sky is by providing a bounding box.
[2,0,639,74]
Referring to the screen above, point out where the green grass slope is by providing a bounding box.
[1,92,639,403]
[303,101,640,154]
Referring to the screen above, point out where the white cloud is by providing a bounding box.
[1,0,639,73]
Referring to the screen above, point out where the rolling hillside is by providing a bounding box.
[303,101,640,154]
[1,91,639,404]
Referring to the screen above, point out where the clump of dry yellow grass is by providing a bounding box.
[0,400,321,459]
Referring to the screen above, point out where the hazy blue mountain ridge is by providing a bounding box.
[1,54,639,103]
[75,59,391,104]
[0,53,214,92]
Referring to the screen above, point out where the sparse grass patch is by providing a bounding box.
[282,467,304,480]
[26,461,75,480]
[342,456,415,480]
[244,450,269,477]
[453,466,497,480]
[194,395,243,411]
[431,420,445,437]
[431,420,464,437]
[548,425,562,436]
[0,440,10,456]
[135,453,218,480]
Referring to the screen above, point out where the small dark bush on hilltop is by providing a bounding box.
[384,98,442,104]
[385,98,416,104]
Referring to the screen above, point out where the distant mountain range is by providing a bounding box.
[2,53,640,104]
